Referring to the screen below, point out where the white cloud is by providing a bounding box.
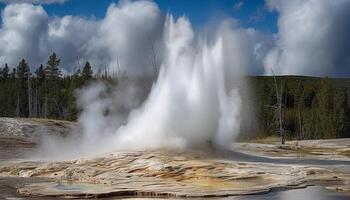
[0,0,69,4]
[0,3,49,68]
[2,0,349,77]
[234,1,244,12]
[0,1,164,73]
[0,0,271,75]
[0,3,100,72]
[47,15,99,72]
[264,0,350,76]
[92,0,164,75]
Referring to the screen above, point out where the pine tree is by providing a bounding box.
[33,64,46,118]
[16,59,30,79]
[10,68,16,79]
[46,52,61,79]
[16,59,30,117]
[2,63,9,80]
[45,53,62,119]
[35,64,46,83]
[82,61,93,81]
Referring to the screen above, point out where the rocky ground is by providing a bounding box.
[234,138,350,161]
[0,117,77,159]
[2,150,350,198]
[0,117,349,199]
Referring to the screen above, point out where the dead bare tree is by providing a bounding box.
[33,87,38,118]
[74,56,83,74]
[27,72,32,117]
[297,81,305,141]
[16,95,20,117]
[298,106,304,140]
[265,69,285,145]
[43,89,48,118]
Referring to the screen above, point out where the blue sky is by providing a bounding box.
[0,0,349,77]
[0,0,278,33]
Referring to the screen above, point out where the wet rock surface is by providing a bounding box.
[1,150,350,198]
[0,118,77,139]
[0,177,59,200]
[0,118,77,159]
[235,139,350,161]
[0,117,349,199]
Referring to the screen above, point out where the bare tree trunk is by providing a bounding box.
[16,95,20,117]
[27,75,32,117]
[33,88,38,118]
[272,70,285,145]
[38,87,42,118]
[44,89,48,118]
[298,106,303,140]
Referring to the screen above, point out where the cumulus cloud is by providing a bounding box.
[264,0,350,76]
[48,16,98,72]
[0,0,69,4]
[0,0,270,75]
[0,3,49,69]
[0,1,164,73]
[233,1,244,12]
[0,3,99,72]
[92,0,164,75]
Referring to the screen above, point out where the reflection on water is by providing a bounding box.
[237,186,348,200]
[115,186,349,200]
[54,182,108,191]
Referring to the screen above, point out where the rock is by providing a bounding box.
[307,170,316,175]
[2,150,349,198]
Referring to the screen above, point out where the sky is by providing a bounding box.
[0,0,350,77]
[0,0,278,32]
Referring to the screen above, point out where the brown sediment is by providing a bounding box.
[0,150,349,198]
[235,138,350,161]
[1,118,350,199]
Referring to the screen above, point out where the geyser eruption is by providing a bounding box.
[34,11,244,159]
[112,16,242,150]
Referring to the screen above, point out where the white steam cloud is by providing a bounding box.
[264,0,350,76]
[218,20,273,75]
[33,1,251,159]
[111,15,242,150]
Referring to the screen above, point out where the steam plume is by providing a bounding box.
[264,0,350,76]
[111,15,242,150]
[33,14,244,159]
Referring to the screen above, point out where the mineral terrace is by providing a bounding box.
[0,118,349,199]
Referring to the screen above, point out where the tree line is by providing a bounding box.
[249,76,350,140]
[1,54,350,140]
[0,53,94,121]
